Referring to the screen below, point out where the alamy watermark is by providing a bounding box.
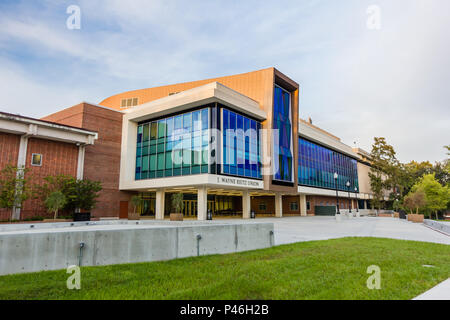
[366,265,381,290]
[142,126,282,176]
[66,265,81,290]
[66,5,81,30]
[366,5,382,30]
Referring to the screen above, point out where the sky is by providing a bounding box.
[0,0,449,164]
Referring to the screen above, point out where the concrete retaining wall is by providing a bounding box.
[424,220,450,235]
[0,221,274,276]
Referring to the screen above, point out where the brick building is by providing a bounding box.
[0,68,379,221]
[0,111,97,220]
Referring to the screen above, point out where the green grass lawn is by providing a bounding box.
[0,237,449,300]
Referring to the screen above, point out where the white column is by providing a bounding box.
[155,189,165,220]
[76,145,86,180]
[12,135,29,220]
[299,194,307,217]
[197,186,207,221]
[242,190,251,219]
[275,193,283,218]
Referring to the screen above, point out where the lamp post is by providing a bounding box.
[334,172,340,221]
[354,186,359,217]
[346,181,352,216]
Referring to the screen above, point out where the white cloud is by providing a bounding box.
[0,0,448,162]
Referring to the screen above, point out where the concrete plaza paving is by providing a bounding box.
[265,216,450,246]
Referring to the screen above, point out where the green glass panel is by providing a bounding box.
[157,153,165,170]
[143,124,149,142]
[150,154,157,171]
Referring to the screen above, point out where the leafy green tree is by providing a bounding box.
[397,161,433,197]
[0,165,32,221]
[37,175,101,213]
[403,189,426,215]
[38,175,76,211]
[70,179,102,212]
[368,137,400,213]
[411,174,450,219]
[431,161,450,187]
[45,191,67,220]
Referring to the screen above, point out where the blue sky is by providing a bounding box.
[0,0,449,163]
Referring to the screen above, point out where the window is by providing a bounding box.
[298,137,359,193]
[221,108,262,179]
[306,201,311,211]
[121,98,139,108]
[31,153,42,166]
[290,202,299,211]
[273,85,293,182]
[259,203,267,211]
[136,108,210,180]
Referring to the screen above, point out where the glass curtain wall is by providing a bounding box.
[298,137,359,192]
[273,85,293,182]
[222,108,262,179]
[136,108,210,180]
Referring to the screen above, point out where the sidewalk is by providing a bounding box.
[414,278,450,300]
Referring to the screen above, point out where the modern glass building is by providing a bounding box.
[273,85,293,183]
[298,137,359,192]
[222,108,262,180]
[135,107,210,180]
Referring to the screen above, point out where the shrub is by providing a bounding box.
[171,193,184,214]
[45,191,67,220]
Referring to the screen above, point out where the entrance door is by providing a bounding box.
[119,201,128,219]
[183,200,198,217]
[208,200,215,215]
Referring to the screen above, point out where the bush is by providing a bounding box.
[171,193,184,213]
[45,191,67,219]
[38,175,102,212]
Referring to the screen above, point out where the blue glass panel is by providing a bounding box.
[273,86,293,182]
[298,137,359,192]
[220,108,261,179]
[201,109,209,130]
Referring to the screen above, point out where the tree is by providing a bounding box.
[45,191,67,220]
[397,161,433,197]
[37,175,102,213]
[445,145,450,156]
[368,137,400,213]
[38,175,77,214]
[431,161,450,187]
[0,165,32,221]
[130,195,143,216]
[171,193,184,214]
[411,174,450,220]
[70,179,102,212]
[403,189,426,215]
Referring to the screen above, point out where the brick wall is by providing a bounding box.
[282,195,301,216]
[20,138,79,219]
[0,132,20,220]
[251,196,275,216]
[81,104,132,217]
[43,103,132,218]
[306,195,357,215]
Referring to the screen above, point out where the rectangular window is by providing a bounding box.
[298,137,359,193]
[31,153,42,166]
[221,108,262,180]
[290,202,299,211]
[273,85,293,182]
[136,108,210,180]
